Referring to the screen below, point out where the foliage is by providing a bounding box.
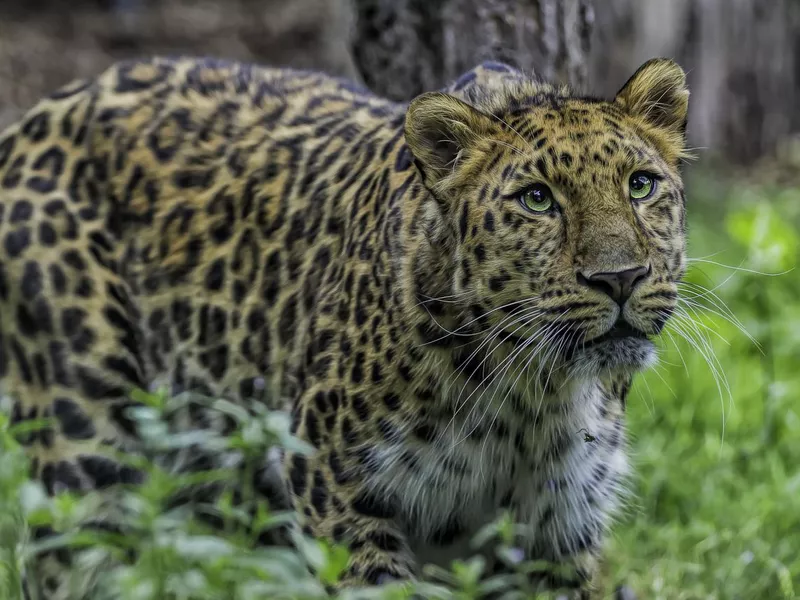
[0,393,567,600]
[1,171,799,599]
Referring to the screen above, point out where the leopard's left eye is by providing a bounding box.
[519,184,554,213]
[629,171,657,201]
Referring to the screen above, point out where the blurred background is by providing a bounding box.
[1,1,797,598]
[3,0,800,169]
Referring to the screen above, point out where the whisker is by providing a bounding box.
[636,368,657,416]
[671,305,731,346]
[678,276,737,299]
[677,283,761,351]
[460,319,546,450]
[664,311,732,446]
[529,318,575,430]
[446,307,545,431]
[419,296,542,347]
[542,324,576,395]
[661,328,690,377]
[486,112,534,154]
[444,304,542,396]
[455,311,569,447]
[414,291,471,306]
[473,316,572,474]
[679,279,755,334]
[482,316,567,413]
[484,138,528,158]
[686,257,793,277]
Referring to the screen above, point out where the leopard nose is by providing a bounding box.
[577,265,651,305]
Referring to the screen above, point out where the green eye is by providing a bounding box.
[519,184,554,213]
[629,172,656,200]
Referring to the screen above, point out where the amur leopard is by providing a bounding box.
[0,56,690,598]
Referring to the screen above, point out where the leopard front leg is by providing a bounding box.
[284,389,417,588]
[486,488,612,599]
[548,551,599,600]
[488,545,598,599]
[284,444,416,587]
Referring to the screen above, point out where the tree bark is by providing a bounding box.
[352,0,595,101]
[589,0,800,165]
[0,0,595,124]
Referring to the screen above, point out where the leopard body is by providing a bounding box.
[0,56,690,598]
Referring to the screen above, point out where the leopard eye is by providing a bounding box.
[629,171,656,201]
[519,184,554,213]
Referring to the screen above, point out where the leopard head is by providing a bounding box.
[404,59,690,380]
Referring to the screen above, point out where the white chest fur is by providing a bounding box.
[363,376,629,569]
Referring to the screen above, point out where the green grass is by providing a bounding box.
[1,170,799,599]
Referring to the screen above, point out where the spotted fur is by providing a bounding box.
[0,56,689,598]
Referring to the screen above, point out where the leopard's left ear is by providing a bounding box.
[404,92,495,191]
[615,58,689,140]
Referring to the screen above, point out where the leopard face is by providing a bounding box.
[405,59,689,385]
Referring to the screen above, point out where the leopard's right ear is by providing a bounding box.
[404,92,495,191]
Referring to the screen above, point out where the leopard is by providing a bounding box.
[0,55,690,599]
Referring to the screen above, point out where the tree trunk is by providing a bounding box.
[352,0,595,100]
[0,0,594,126]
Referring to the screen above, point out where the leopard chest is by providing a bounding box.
[361,377,628,569]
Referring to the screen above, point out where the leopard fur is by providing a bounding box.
[0,56,689,598]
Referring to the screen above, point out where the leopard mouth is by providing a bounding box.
[583,320,649,348]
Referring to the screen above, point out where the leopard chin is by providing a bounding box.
[569,336,658,377]
[562,319,659,376]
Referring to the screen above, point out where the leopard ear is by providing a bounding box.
[404,92,495,190]
[615,58,689,139]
